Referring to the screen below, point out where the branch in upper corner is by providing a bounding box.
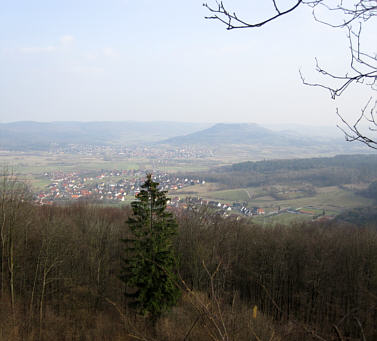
[336,98,377,149]
[299,23,377,100]
[203,0,377,149]
[203,0,304,30]
[308,0,377,28]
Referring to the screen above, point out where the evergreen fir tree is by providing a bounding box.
[121,173,180,318]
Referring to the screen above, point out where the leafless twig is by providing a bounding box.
[204,0,377,147]
[203,0,303,30]
[336,98,377,149]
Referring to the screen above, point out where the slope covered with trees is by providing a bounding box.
[195,154,377,188]
[1,174,377,340]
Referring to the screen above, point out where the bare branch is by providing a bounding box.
[203,1,304,30]
[204,0,377,148]
[354,317,367,341]
[336,99,377,149]
[272,0,281,14]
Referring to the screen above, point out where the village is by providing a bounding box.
[49,143,214,160]
[35,168,330,220]
[169,196,266,218]
[34,168,331,220]
[169,196,330,221]
[34,168,273,218]
[36,169,203,203]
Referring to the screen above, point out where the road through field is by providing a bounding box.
[243,189,251,200]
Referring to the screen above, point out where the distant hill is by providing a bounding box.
[0,121,212,150]
[229,154,377,172]
[190,154,377,188]
[161,123,318,146]
[0,121,370,154]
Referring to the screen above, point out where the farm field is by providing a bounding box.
[249,186,371,212]
[174,184,371,210]
[252,212,314,225]
[0,151,141,172]
[2,151,376,225]
[0,151,220,190]
[173,183,374,224]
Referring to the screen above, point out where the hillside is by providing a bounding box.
[0,121,369,156]
[179,154,377,189]
[162,122,329,147]
[1,200,377,340]
[0,121,211,150]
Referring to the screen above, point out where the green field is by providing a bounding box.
[174,183,374,224]
[250,186,371,212]
[0,151,219,174]
[204,188,251,202]
[1,151,375,225]
[252,212,314,225]
[175,183,371,211]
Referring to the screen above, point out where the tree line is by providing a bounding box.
[1,175,377,340]
[189,154,377,188]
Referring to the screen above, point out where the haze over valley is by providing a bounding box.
[2,1,377,340]
[1,120,376,225]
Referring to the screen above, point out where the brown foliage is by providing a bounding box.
[0,199,376,340]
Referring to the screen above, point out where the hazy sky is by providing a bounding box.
[0,0,374,126]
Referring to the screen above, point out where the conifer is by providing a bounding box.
[121,173,180,318]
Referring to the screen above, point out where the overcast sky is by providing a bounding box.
[0,0,374,126]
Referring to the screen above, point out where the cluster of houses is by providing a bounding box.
[34,169,267,218]
[50,144,213,160]
[35,169,204,205]
[167,196,265,218]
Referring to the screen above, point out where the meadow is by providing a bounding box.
[0,151,217,190]
[172,183,373,223]
[1,150,375,225]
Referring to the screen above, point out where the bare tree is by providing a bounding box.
[204,0,377,148]
[0,167,32,332]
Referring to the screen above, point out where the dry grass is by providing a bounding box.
[0,291,281,341]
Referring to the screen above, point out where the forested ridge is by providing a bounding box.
[230,155,377,172]
[1,182,377,340]
[196,154,377,188]
[0,121,210,150]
